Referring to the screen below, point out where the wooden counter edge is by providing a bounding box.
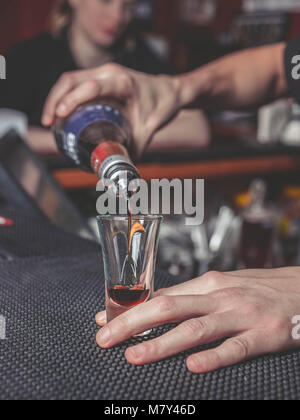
[53,155,300,189]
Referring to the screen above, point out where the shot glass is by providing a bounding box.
[97,215,162,324]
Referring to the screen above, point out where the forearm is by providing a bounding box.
[27,127,58,155]
[148,110,211,152]
[178,43,288,111]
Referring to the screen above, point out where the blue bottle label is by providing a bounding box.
[62,104,124,164]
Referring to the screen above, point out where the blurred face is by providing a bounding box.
[70,0,138,47]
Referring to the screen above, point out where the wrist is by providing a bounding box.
[177,69,212,108]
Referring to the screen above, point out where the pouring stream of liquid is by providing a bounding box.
[121,217,146,287]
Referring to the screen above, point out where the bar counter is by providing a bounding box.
[0,205,300,400]
[49,121,300,189]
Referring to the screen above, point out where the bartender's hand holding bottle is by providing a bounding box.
[95,268,300,373]
[42,43,287,157]
[42,64,186,158]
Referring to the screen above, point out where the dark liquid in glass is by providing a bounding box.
[107,211,149,321]
[108,285,150,307]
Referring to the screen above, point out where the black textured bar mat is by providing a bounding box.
[0,206,299,400]
[0,205,97,259]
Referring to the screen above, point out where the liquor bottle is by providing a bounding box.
[239,179,275,269]
[53,99,140,199]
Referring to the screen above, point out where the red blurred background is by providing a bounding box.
[0,0,244,73]
[0,0,56,52]
[1,0,300,73]
[0,0,243,50]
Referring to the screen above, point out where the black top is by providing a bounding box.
[285,33,300,104]
[0,28,170,127]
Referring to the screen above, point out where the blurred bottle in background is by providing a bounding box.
[238,179,276,269]
[278,187,300,266]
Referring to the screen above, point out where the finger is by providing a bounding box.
[52,80,103,119]
[125,311,241,366]
[224,269,274,279]
[95,311,107,326]
[42,69,94,126]
[154,272,233,299]
[54,74,135,121]
[186,330,270,373]
[96,294,218,349]
[153,279,213,298]
[224,267,299,279]
[94,72,135,100]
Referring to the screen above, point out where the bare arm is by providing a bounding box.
[42,43,288,154]
[31,111,210,158]
[149,110,210,152]
[179,43,288,111]
[27,127,58,155]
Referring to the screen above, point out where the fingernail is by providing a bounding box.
[188,356,201,372]
[98,327,110,345]
[42,115,51,125]
[128,345,145,359]
[96,313,106,322]
[57,104,67,115]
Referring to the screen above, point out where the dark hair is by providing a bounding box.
[50,0,73,34]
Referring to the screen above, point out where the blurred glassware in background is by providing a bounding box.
[243,0,300,12]
[179,0,217,26]
[205,206,239,272]
[281,103,300,146]
[0,109,28,139]
[258,100,300,147]
[278,187,300,266]
[229,12,288,48]
[238,179,276,269]
[143,179,300,280]
[257,99,291,145]
[157,206,240,280]
[157,217,199,280]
